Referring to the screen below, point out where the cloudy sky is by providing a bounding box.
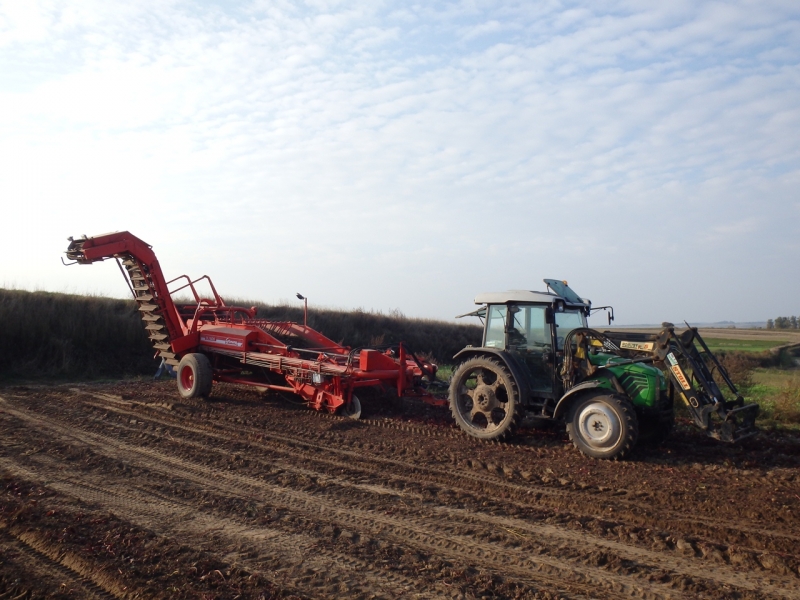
[1,0,798,325]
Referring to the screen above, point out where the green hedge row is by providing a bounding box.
[0,289,482,380]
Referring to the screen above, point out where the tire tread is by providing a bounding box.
[566,391,638,460]
[448,356,522,442]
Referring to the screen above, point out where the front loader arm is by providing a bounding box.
[657,327,758,442]
[604,325,759,443]
[560,325,758,443]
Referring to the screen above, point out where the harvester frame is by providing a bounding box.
[65,232,439,416]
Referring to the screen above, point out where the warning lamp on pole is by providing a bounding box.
[296,293,308,328]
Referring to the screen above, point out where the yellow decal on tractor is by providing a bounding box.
[620,341,654,351]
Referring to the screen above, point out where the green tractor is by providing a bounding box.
[449,279,759,460]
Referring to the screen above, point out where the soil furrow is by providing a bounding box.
[4,394,798,598]
[70,390,800,559]
[2,383,799,600]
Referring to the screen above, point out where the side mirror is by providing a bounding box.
[545,307,554,324]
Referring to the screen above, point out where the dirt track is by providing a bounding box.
[1,381,799,599]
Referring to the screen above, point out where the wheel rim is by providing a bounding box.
[577,402,620,449]
[179,366,194,392]
[342,395,362,419]
[455,366,510,433]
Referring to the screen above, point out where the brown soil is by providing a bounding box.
[1,381,798,599]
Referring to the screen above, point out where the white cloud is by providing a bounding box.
[0,0,798,323]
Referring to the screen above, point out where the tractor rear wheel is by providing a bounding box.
[177,353,213,399]
[566,392,638,460]
[449,356,522,441]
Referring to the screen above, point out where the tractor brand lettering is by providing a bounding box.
[620,341,654,351]
[670,364,691,390]
[200,335,243,348]
[666,352,678,367]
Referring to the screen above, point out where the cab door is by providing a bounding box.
[507,304,554,394]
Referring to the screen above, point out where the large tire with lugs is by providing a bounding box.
[177,353,213,399]
[449,356,522,441]
[566,391,638,460]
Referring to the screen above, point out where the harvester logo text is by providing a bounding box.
[200,335,243,348]
[620,341,654,351]
[666,352,691,390]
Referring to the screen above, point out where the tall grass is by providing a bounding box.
[0,289,482,381]
[0,289,154,380]
[713,348,800,426]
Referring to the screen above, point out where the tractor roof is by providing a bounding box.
[473,290,558,305]
[472,279,590,308]
[455,280,590,319]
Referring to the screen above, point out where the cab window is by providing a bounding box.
[484,305,507,348]
[555,309,587,348]
[510,305,549,348]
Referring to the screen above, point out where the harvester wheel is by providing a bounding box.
[449,356,522,441]
[566,392,638,460]
[340,394,362,419]
[177,353,213,399]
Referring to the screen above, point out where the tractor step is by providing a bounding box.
[138,304,159,312]
[145,323,165,331]
[135,294,154,302]
[153,343,171,351]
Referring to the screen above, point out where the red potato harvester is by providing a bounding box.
[64,232,441,418]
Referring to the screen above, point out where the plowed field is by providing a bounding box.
[1,381,798,599]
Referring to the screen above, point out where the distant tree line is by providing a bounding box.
[766,316,799,329]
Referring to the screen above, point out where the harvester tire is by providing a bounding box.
[341,394,362,419]
[449,356,522,441]
[177,353,213,399]
[566,391,638,460]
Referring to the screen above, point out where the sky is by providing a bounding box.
[1,0,798,326]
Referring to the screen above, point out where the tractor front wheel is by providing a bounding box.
[177,353,213,399]
[566,392,638,460]
[449,356,522,441]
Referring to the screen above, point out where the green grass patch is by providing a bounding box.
[435,364,454,382]
[744,367,800,427]
[702,338,788,353]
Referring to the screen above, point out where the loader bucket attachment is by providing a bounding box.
[708,400,759,443]
[666,327,760,443]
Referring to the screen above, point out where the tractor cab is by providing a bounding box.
[458,280,592,401]
[450,278,754,458]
